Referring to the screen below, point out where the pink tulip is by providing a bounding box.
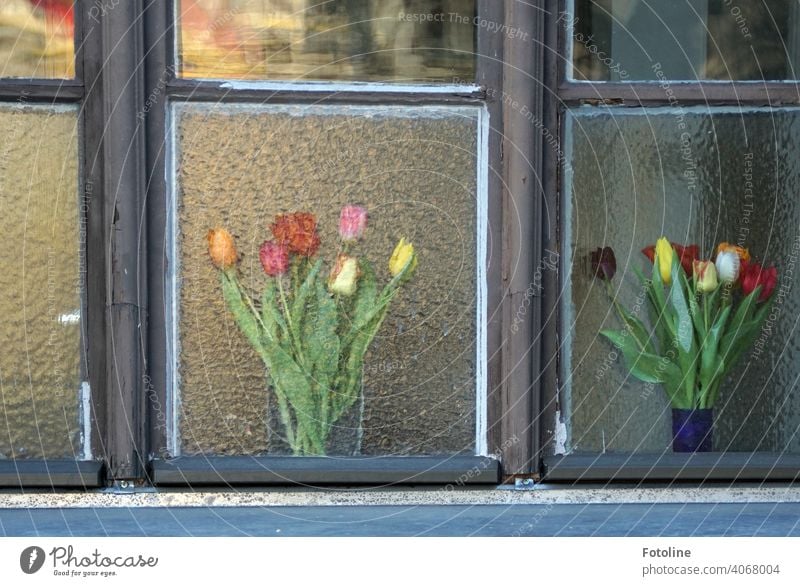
[259,241,289,276]
[339,205,368,242]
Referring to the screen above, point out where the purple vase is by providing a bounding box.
[671,409,713,452]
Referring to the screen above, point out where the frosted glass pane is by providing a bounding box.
[177,0,476,82]
[0,104,82,458]
[0,0,74,79]
[571,0,800,81]
[564,107,800,453]
[172,103,481,456]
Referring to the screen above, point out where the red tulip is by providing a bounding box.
[271,212,321,257]
[259,241,289,276]
[641,241,698,276]
[740,261,778,302]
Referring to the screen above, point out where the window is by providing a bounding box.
[545,0,800,481]
[5,0,543,488]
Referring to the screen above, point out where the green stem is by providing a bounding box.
[277,276,306,366]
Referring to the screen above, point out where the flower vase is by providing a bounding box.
[671,408,713,453]
[326,383,365,456]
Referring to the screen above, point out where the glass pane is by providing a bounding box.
[571,0,800,81]
[177,0,476,82]
[0,0,74,79]
[563,107,800,454]
[171,103,483,456]
[0,104,83,458]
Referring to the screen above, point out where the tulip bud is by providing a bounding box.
[328,254,360,296]
[692,259,718,293]
[715,250,740,284]
[389,237,417,277]
[339,205,368,242]
[207,228,238,270]
[259,240,289,277]
[590,246,616,280]
[655,237,673,285]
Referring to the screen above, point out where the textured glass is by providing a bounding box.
[177,0,476,82]
[0,0,74,78]
[564,107,800,454]
[173,103,480,456]
[571,0,800,81]
[0,104,82,459]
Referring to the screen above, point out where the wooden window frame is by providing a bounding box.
[138,0,552,486]
[0,2,107,488]
[540,0,800,483]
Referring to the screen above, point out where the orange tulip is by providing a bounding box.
[716,242,750,263]
[207,228,238,269]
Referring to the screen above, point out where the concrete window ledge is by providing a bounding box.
[2,486,800,536]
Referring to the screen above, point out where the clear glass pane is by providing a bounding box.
[172,102,483,456]
[176,0,476,82]
[571,0,800,81]
[564,107,800,453]
[0,0,74,79]
[0,103,83,458]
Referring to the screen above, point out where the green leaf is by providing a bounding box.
[260,279,288,347]
[600,329,683,389]
[307,278,340,432]
[699,304,731,402]
[688,289,705,342]
[718,286,760,362]
[290,259,323,335]
[670,260,694,354]
[221,272,265,355]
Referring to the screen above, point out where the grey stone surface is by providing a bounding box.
[1,503,799,536]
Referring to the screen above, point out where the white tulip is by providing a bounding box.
[715,250,740,283]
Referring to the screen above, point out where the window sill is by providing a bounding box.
[150,455,501,487]
[544,453,800,482]
[0,460,105,488]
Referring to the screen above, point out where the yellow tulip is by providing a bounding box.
[655,237,673,285]
[389,237,417,277]
[692,260,718,293]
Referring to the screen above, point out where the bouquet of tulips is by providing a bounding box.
[207,206,418,455]
[594,238,778,411]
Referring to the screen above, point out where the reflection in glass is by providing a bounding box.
[177,0,476,82]
[564,107,800,454]
[171,103,482,456]
[0,104,82,458]
[571,0,800,81]
[0,0,74,79]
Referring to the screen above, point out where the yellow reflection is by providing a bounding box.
[0,0,74,79]
[178,0,475,82]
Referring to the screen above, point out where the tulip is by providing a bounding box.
[740,261,778,302]
[339,205,368,242]
[672,243,700,275]
[692,259,718,293]
[590,246,616,280]
[259,241,289,277]
[206,228,238,270]
[655,237,673,284]
[715,250,740,284]
[642,241,698,275]
[328,254,360,296]
[271,212,321,257]
[716,242,750,263]
[389,237,417,277]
